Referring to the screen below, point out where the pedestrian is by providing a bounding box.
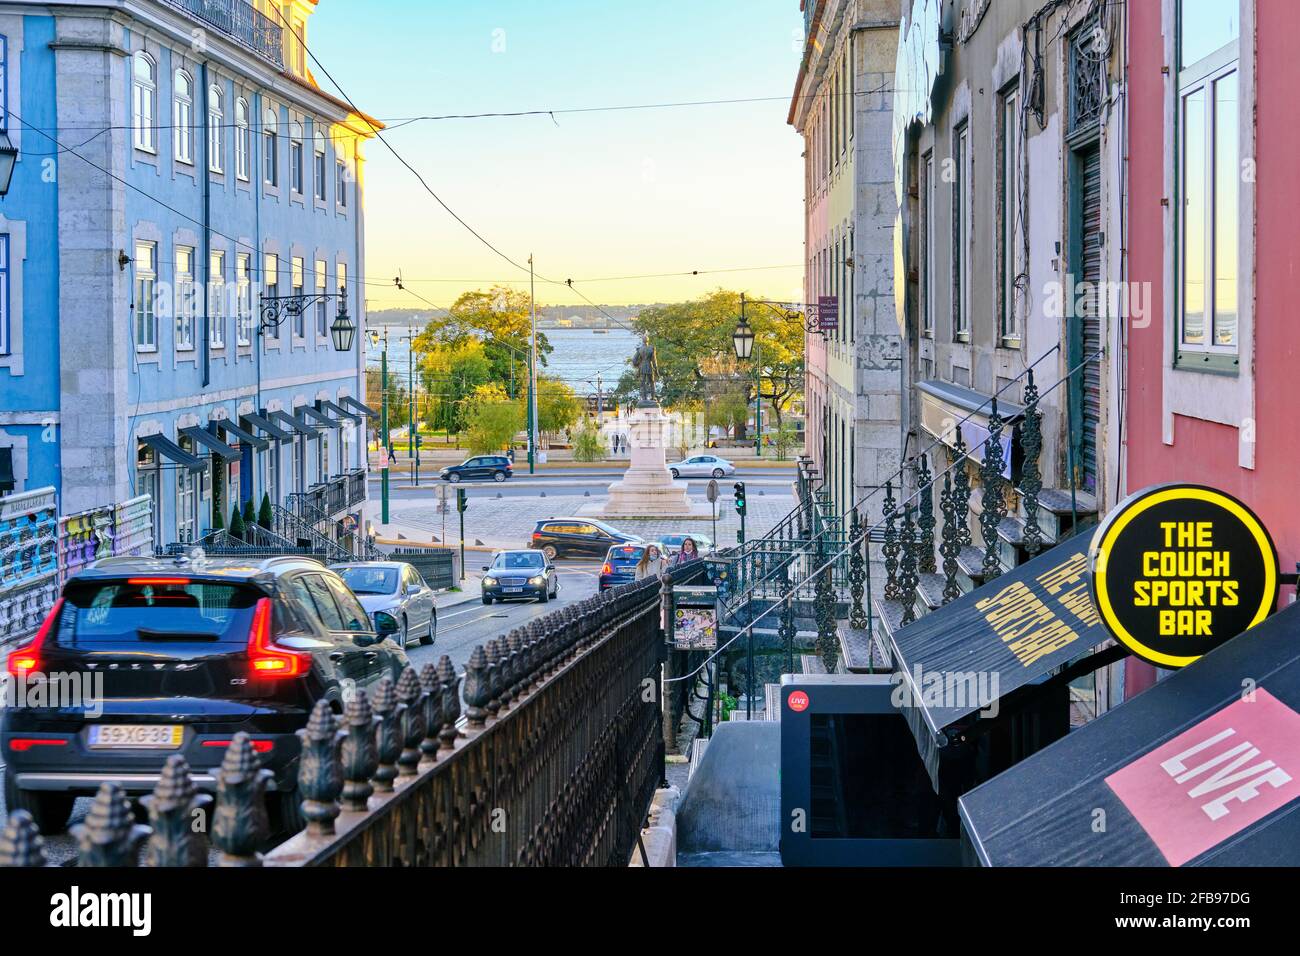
[634,544,666,581]
[387,444,396,464]
[674,537,700,565]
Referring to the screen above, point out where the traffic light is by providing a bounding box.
[733,481,747,516]
[456,488,468,513]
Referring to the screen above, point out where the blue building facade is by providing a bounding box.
[0,0,376,547]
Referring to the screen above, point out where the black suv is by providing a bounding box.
[439,455,512,483]
[528,518,641,560]
[1,555,408,834]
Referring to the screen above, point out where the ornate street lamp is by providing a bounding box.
[260,284,354,352]
[330,288,356,352]
[0,131,18,196]
[733,316,755,360]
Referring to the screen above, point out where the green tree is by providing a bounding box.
[462,383,523,454]
[242,498,256,527]
[420,338,493,434]
[412,286,552,391]
[229,503,247,539]
[536,375,581,439]
[774,421,801,461]
[572,419,605,462]
[257,493,273,530]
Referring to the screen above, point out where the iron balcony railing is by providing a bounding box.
[164,0,284,67]
[287,468,367,522]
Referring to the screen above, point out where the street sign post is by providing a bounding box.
[707,479,719,543]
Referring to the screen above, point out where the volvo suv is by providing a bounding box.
[1,555,408,834]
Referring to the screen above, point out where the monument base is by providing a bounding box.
[583,403,713,519]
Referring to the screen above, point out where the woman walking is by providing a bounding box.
[673,536,700,565]
[634,543,667,581]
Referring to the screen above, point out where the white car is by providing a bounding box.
[331,561,437,649]
[667,454,736,479]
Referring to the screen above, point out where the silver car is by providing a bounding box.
[332,561,437,649]
[666,454,736,479]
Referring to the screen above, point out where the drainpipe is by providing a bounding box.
[200,62,212,389]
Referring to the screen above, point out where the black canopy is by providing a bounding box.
[241,412,292,443]
[959,600,1300,866]
[299,405,340,429]
[140,433,205,472]
[213,417,269,451]
[179,425,240,462]
[268,409,319,438]
[319,399,361,422]
[340,395,379,419]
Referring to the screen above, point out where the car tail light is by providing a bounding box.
[6,598,63,677]
[202,739,274,754]
[127,577,192,586]
[602,563,613,575]
[8,737,69,753]
[532,532,542,540]
[246,597,309,679]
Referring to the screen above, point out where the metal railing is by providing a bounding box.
[165,0,284,66]
[287,469,367,523]
[0,565,706,867]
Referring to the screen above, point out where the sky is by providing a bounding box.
[308,0,808,313]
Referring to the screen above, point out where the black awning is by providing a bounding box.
[340,395,379,420]
[299,405,341,429]
[241,412,293,443]
[959,600,1300,866]
[179,425,240,462]
[268,409,320,438]
[888,536,1112,774]
[213,418,269,451]
[140,433,205,472]
[319,399,361,422]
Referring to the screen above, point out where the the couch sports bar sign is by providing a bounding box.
[1088,484,1279,668]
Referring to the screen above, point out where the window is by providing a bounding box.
[174,70,194,164]
[235,253,252,346]
[175,246,195,350]
[0,236,7,355]
[921,150,934,336]
[177,436,197,543]
[264,253,279,341]
[301,574,347,631]
[1000,85,1022,341]
[235,97,250,180]
[314,130,327,201]
[263,108,278,186]
[290,122,304,195]
[207,84,224,174]
[209,251,225,349]
[132,53,157,152]
[336,262,347,314]
[953,121,970,339]
[314,260,327,338]
[336,160,348,207]
[136,444,160,547]
[291,257,305,338]
[134,241,157,352]
[1178,0,1239,360]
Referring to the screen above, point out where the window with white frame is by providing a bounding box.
[336,160,348,207]
[1177,0,1240,362]
[236,252,252,346]
[235,97,250,180]
[175,246,195,350]
[290,122,304,195]
[264,253,279,341]
[1000,84,1022,341]
[314,130,327,201]
[953,121,970,339]
[134,241,157,351]
[132,53,157,152]
[174,70,194,164]
[314,260,327,338]
[291,257,305,338]
[263,108,278,186]
[921,150,934,337]
[210,250,225,349]
[177,437,197,543]
[0,235,9,356]
[208,84,224,174]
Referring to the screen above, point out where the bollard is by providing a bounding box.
[297,700,343,836]
[142,755,212,866]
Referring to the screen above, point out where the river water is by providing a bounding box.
[365,327,639,397]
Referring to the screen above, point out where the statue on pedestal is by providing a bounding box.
[633,334,660,407]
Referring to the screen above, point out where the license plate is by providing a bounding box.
[89,725,184,750]
[505,587,524,593]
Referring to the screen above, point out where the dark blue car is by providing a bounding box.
[598,543,665,591]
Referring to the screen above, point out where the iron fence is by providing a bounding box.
[0,564,705,867]
[165,0,284,66]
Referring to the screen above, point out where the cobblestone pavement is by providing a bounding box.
[374,491,795,550]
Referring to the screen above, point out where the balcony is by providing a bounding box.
[164,0,284,68]
[288,468,367,522]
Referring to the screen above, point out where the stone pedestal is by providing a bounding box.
[584,403,711,519]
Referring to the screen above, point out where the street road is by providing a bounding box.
[370,465,796,501]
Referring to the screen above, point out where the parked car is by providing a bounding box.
[598,543,666,590]
[1,555,409,835]
[666,454,735,479]
[331,561,437,648]
[439,454,512,483]
[658,533,715,558]
[481,550,559,604]
[528,518,641,560]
